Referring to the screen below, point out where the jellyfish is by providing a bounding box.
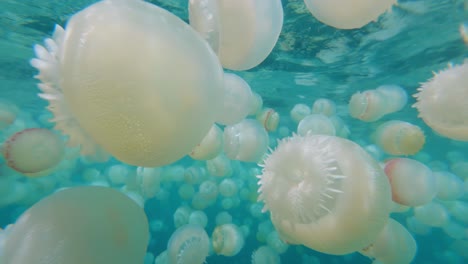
[359,218,417,264]
[219,178,238,197]
[223,119,269,162]
[373,120,425,155]
[189,124,223,160]
[384,158,437,206]
[258,134,392,255]
[311,98,336,116]
[434,171,464,201]
[167,224,210,264]
[290,104,311,123]
[188,0,284,70]
[251,246,280,264]
[256,108,280,132]
[188,211,208,228]
[413,201,450,227]
[413,61,468,141]
[297,114,336,136]
[376,85,408,113]
[248,92,264,116]
[303,0,397,29]
[216,73,253,125]
[212,223,245,257]
[0,100,19,130]
[2,186,149,264]
[2,128,64,177]
[206,153,233,177]
[30,0,224,167]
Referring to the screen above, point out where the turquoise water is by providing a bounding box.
[0,0,467,263]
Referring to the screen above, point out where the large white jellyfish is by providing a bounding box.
[303,0,397,29]
[188,0,284,70]
[1,186,149,264]
[30,0,224,167]
[413,61,468,141]
[258,134,392,255]
[167,224,210,264]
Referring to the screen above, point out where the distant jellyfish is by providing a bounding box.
[198,180,219,201]
[384,158,437,206]
[303,0,397,29]
[0,100,19,130]
[31,0,224,167]
[359,218,417,264]
[373,120,425,155]
[189,124,223,160]
[256,108,280,132]
[413,61,468,141]
[219,178,238,197]
[266,230,289,254]
[2,186,149,264]
[297,114,336,136]
[311,98,336,116]
[174,206,192,228]
[215,211,233,226]
[248,92,263,116]
[212,223,245,257]
[251,246,280,264]
[189,0,283,70]
[329,115,350,138]
[189,211,208,228]
[206,153,233,177]
[290,104,311,123]
[413,201,450,227]
[434,171,464,201]
[216,73,253,125]
[2,128,64,177]
[258,134,392,255]
[223,119,269,162]
[376,85,408,113]
[167,224,210,264]
[348,89,388,122]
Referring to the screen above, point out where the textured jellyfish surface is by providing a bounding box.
[1,0,468,264]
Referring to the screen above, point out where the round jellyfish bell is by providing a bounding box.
[0,100,19,130]
[297,114,336,136]
[189,0,284,70]
[212,223,245,257]
[2,128,64,177]
[189,124,223,160]
[348,89,388,122]
[311,98,336,116]
[223,119,269,162]
[2,186,149,264]
[167,224,210,264]
[258,134,392,255]
[373,120,425,156]
[413,61,468,141]
[31,0,224,167]
[375,85,408,113]
[251,246,280,264]
[256,108,280,132]
[303,0,397,29]
[216,73,253,126]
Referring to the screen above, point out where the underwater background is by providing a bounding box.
[0,0,467,263]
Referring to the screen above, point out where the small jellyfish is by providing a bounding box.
[188,211,208,228]
[373,120,425,155]
[303,0,397,29]
[212,223,245,257]
[248,92,264,116]
[167,224,210,264]
[206,153,233,177]
[2,128,64,177]
[251,246,280,264]
[258,134,392,255]
[290,104,311,123]
[348,89,388,122]
[413,61,468,141]
[2,186,149,264]
[189,0,284,70]
[384,158,437,206]
[297,114,336,136]
[198,180,219,201]
[359,218,417,264]
[413,201,450,227]
[0,100,19,130]
[216,73,253,125]
[311,98,336,116]
[256,108,280,132]
[223,119,269,162]
[189,124,223,160]
[219,178,238,197]
[434,171,464,201]
[31,0,224,167]
[375,85,408,113]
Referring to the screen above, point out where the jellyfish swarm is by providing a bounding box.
[413,61,468,141]
[2,128,64,177]
[30,0,224,167]
[167,224,210,264]
[303,0,397,29]
[188,0,283,70]
[373,120,425,155]
[258,134,392,255]
[1,186,149,264]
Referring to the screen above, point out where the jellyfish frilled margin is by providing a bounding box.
[30,0,224,167]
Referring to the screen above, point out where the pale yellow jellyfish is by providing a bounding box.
[2,128,64,177]
[223,119,269,162]
[189,0,284,70]
[212,223,245,257]
[2,186,149,264]
[413,61,468,141]
[216,73,253,125]
[256,108,280,132]
[297,114,336,136]
[303,0,397,29]
[30,0,224,167]
[258,134,392,255]
[373,120,425,155]
[0,100,19,130]
[167,224,210,264]
[189,124,223,161]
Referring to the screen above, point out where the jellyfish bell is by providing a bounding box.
[216,73,253,125]
[374,120,425,156]
[212,223,245,257]
[189,0,284,70]
[297,114,336,136]
[375,85,408,113]
[256,108,280,132]
[303,0,397,29]
[290,104,311,123]
[0,100,19,130]
[189,124,223,160]
[2,128,64,177]
[31,0,224,167]
[258,134,392,255]
[311,98,336,117]
[348,89,388,122]
[413,61,468,141]
[2,186,149,264]
[167,224,210,264]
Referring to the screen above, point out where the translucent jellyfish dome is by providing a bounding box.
[216,73,253,125]
[0,100,19,130]
[374,120,425,155]
[31,0,224,167]
[413,61,468,141]
[258,134,392,255]
[2,128,64,177]
[212,223,245,257]
[167,224,210,264]
[2,186,149,264]
[303,0,397,29]
[188,0,284,70]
